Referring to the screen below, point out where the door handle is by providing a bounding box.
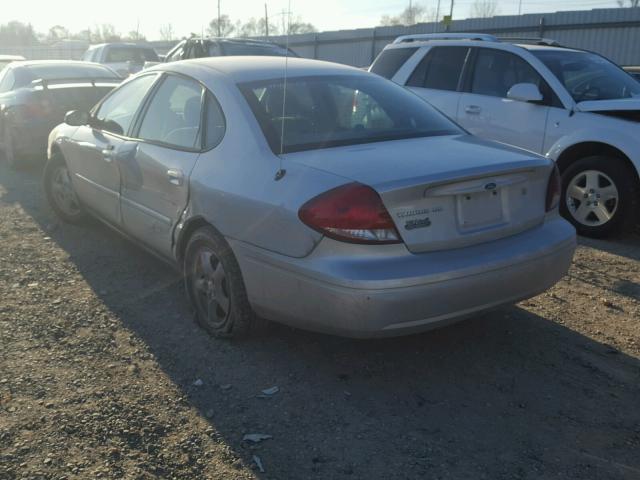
[102,144,115,162]
[465,105,482,114]
[167,168,184,186]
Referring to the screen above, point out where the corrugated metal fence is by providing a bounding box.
[2,7,640,67]
[267,7,640,67]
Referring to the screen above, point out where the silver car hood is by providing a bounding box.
[284,134,549,193]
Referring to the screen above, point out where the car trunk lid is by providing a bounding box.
[287,135,552,252]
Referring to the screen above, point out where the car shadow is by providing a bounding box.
[2,161,640,479]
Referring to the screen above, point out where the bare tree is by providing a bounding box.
[207,15,235,37]
[380,4,434,26]
[471,0,499,18]
[47,25,69,42]
[617,0,640,6]
[159,23,175,41]
[287,16,317,34]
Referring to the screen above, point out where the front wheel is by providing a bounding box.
[43,154,88,224]
[184,226,255,339]
[560,155,639,238]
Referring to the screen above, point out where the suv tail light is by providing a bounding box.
[298,183,401,244]
[546,165,561,212]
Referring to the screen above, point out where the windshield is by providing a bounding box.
[105,47,159,63]
[533,50,640,102]
[240,74,461,154]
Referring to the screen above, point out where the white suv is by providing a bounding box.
[370,33,640,237]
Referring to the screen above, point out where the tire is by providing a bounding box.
[43,153,88,224]
[3,125,21,170]
[560,155,639,238]
[184,226,255,339]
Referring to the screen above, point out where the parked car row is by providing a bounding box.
[3,33,638,339]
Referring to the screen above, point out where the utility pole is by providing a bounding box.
[449,0,454,19]
[434,0,441,31]
[518,0,523,15]
[135,19,140,41]
[265,3,269,37]
[217,0,221,37]
[409,0,413,25]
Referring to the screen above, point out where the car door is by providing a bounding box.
[456,48,556,154]
[119,73,224,257]
[63,74,158,225]
[405,46,470,120]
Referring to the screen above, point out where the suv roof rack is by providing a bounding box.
[392,33,561,47]
[497,36,561,46]
[393,33,498,44]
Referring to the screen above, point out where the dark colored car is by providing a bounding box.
[623,66,640,82]
[160,37,297,64]
[0,60,121,169]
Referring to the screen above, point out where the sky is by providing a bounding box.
[1,0,622,40]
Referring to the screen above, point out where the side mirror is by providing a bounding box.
[64,110,89,126]
[506,83,543,103]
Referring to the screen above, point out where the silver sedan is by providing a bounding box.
[44,57,576,338]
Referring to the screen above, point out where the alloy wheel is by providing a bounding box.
[565,169,619,227]
[51,165,81,217]
[191,247,231,330]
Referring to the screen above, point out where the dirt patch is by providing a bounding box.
[1,162,639,479]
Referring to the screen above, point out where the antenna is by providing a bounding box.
[275,0,291,181]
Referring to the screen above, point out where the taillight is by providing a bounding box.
[546,165,561,212]
[298,182,401,244]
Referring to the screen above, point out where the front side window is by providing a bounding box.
[532,50,640,102]
[138,75,203,149]
[471,48,544,98]
[407,46,469,91]
[240,74,461,154]
[94,74,157,135]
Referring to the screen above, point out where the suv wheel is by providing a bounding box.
[560,155,639,238]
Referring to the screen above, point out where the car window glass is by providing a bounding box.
[208,43,223,57]
[105,47,158,63]
[203,92,226,149]
[0,69,15,92]
[138,75,203,149]
[370,47,419,79]
[166,42,185,62]
[241,74,461,154]
[95,74,157,135]
[407,47,468,91]
[471,49,544,98]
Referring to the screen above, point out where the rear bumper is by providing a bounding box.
[232,216,576,338]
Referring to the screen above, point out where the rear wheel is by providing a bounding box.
[560,155,639,238]
[43,154,87,224]
[3,126,21,170]
[184,226,255,339]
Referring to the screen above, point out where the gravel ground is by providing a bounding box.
[1,160,639,480]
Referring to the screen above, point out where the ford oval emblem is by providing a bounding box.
[484,182,497,191]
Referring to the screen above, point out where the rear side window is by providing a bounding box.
[370,47,418,79]
[203,92,225,149]
[407,46,469,91]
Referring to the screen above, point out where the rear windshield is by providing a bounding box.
[105,47,158,63]
[370,47,418,79]
[533,50,640,102]
[16,64,119,88]
[221,42,295,57]
[240,74,461,154]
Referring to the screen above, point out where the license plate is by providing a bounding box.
[457,189,504,230]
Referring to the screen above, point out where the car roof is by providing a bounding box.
[0,55,25,60]
[189,37,284,46]
[385,39,582,54]
[93,43,154,49]
[156,56,364,83]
